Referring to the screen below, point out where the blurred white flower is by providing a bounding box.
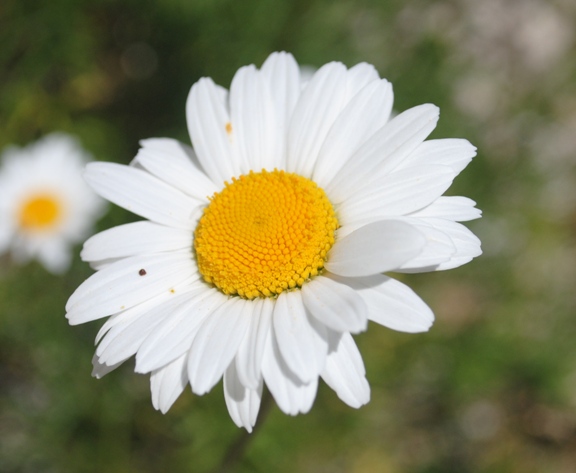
[67,52,481,431]
[0,133,107,274]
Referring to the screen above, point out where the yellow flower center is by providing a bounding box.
[19,194,62,232]
[194,169,338,299]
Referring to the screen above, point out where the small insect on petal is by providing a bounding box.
[139,269,147,276]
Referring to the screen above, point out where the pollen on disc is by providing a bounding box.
[194,169,338,299]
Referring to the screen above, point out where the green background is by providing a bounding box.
[2,0,576,472]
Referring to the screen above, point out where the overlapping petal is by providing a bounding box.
[135,138,218,200]
[325,220,426,277]
[235,298,274,390]
[395,218,458,271]
[410,196,482,221]
[419,218,482,270]
[259,52,301,168]
[287,62,348,176]
[150,354,188,414]
[95,292,184,367]
[328,273,434,333]
[326,104,439,203]
[186,77,241,186]
[321,333,370,408]
[301,276,368,333]
[81,221,192,262]
[224,362,263,432]
[262,329,318,416]
[91,354,124,379]
[229,65,281,172]
[272,291,323,383]
[66,252,198,325]
[85,162,199,229]
[338,164,456,224]
[313,78,393,188]
[397,138,477,174]
[187,298,252,395]
[135,287,227,373]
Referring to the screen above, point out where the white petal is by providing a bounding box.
[261,330,318,416]
[95,313,123,345]
[224,361,263,432]
[395,219,457,272]
[150,353,188,414]
[94,284,202,369]
[89,257,124,271]
[136,138,218,200]
[84,162,198,229]
[96,297,175,366]
[260,52,301,118]
[186,77,241,186]
[135,288,226,373]
[66,252,198,325]
[417,218,482,271]
[398,138,477,174]
[301,276,368,333]
[321,333,370,408]
[229,65,280,172]
[314,79,393,187]
[328,273,434,333]
[272,291,322,383]
[326,104,439,203]
[306,313,332,376]
[338,165,456,224]
[289,62,380,180]
[187,298,252,395]
[260,51,301,169]
[235,298,274,390]
[94,289,175,345]
[91,354,125,379]
[344,62,380,99]
[287,62,348,176]
[325,220,426,277]
[409,196,482,221]
[81,221,192,262]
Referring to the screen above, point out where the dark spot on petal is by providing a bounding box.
[139,269,147,276]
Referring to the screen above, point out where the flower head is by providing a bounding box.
[66,52,481,431]
[0,133,107,273]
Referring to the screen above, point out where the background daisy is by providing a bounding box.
[0,133,107,273]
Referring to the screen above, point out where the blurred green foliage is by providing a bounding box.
[2,0,576,472]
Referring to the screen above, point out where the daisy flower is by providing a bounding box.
[0,133,107,274]
[66,52,481,431]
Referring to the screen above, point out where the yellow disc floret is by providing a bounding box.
[194,169,338,299]
[19,193,62,232]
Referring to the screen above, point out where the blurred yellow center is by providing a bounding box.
[194,169,338,299]
[19,194,62,231]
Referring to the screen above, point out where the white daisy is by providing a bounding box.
[66,52,481,431]
[0,133,107,274]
